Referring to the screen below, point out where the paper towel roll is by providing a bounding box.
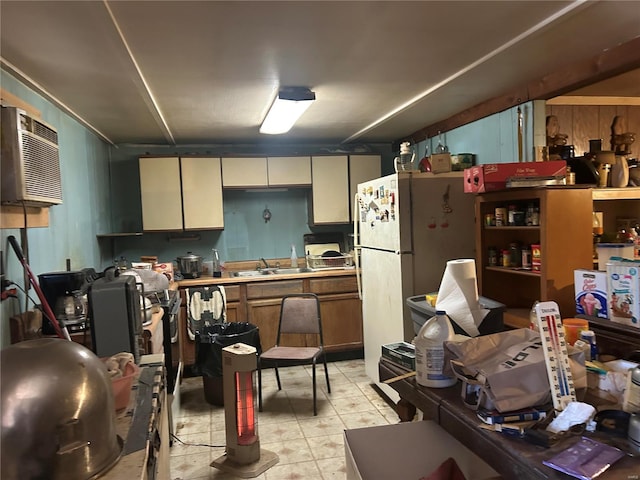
[435,258,488,337]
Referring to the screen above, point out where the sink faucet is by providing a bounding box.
[260,258,271,269]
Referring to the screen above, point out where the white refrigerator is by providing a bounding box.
[355,172,476,400]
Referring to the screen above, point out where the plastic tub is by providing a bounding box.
[407,295,505,336]
[562,318,589,346]
[110,362,139,411]
[596,243,634,271]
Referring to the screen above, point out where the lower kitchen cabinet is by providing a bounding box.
[178,274,362,368]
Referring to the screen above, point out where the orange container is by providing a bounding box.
[110,362,139,411]
[562,318,589,346]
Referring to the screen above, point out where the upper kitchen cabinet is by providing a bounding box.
[222,157,268,187]
[267,156,311,187]
[139,156,223,231]
[181,157,224,230]
[309,154,381,225]
[222,156,312,188]
[310,155,350,225]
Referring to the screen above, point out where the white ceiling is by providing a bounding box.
[1,1,639,146]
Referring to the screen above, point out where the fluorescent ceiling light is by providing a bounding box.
[260,87,315,135]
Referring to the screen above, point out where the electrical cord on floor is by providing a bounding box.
[170,433,225,449]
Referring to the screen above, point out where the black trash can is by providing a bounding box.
[195,322,261,406]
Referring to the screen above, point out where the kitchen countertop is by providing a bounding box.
[176,267,357,287]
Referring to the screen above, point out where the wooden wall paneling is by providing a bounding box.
[573,105,598,156]
[599,106,618,150]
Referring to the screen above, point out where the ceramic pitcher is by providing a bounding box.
[610,155,629,188]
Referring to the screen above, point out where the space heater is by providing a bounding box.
[211,343,278,478]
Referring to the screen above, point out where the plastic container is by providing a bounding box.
[596,243,634,271]
[414,310,457,388]
[579,329,598,361]
[110,362,139,411]
[562,318,589,346]
[291,244,298,268]
[407,295,505,336]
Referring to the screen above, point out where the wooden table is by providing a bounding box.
[379,358,639,480]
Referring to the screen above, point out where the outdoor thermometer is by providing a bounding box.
[535,301,576,411]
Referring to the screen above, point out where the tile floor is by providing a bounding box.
[170,359,399,480]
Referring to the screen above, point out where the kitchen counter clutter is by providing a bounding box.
[175,264,362,368]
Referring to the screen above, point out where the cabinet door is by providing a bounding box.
[139,157,182,230]
[181,157,224,229]
[311,156,349,224]
[246,298,283,351]
[349,155,381,220]
[267,156,312,186]
[319,293,363,352]
[221,157,268,187]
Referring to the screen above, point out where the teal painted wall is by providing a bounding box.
[1,70,112,347]
[1,68,528,349]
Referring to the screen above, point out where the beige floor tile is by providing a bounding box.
[305,434,344,460]
[260,439,315,465]
[264,460,322,480]
[170,431,216,458]
[285,385,328,402]
[340,409,390,430]
[316,457,347,480]
[319,382,363,399]
[176,414,216,436]
[259,420,305,442]
[330,393,376,415]
[298,415,346,438]
[171,452,216,479]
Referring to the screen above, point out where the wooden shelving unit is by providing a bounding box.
[474,187,593,324]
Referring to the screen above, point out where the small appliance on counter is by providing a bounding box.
[38,268,98,335]
[176,252,203,279]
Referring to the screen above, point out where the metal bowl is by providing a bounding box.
[1,338,123,479]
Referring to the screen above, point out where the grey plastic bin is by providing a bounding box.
[407,295,505,336]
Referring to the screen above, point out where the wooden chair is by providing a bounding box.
[258,293,330,416]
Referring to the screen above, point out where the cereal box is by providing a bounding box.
[574,269,608,319]
[606,259,640,328]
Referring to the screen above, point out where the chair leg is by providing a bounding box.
[312,360,317,416]
[258,359,263,412]
[323,354,331,394]
[274,365,281,390]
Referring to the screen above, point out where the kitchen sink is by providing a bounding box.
[273,267,312,274]
[229,267,312,277]
[230,270,272,277]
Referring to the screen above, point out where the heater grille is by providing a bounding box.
[1,106,63,206]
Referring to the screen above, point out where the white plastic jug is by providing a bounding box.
[415,310,457,388]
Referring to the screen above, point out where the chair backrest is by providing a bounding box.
[277,293,322,339]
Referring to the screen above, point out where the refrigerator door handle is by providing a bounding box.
[353,192,363,300]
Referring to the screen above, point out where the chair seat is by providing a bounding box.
[260,346,321,361]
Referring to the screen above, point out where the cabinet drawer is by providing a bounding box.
[246,280,303,299]
[223,284,241,302]
[309,276,358,294]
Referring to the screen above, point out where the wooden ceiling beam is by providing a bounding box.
[401,36,640,145]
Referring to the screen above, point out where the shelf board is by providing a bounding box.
[503,308,531,329]
[592,187,640,200]
[486,266,541,277]
[484,225,540,231]
[97,232,143,238]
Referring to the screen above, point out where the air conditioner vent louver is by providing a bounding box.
[1,106,63,206]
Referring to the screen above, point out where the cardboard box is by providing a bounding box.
[153,262,174,283]
[430,153,451,173]
[574,269,608,319]
[463,160,567,193]
[531,244,542,272]
[606,259,640,328]
[381,342,415,370]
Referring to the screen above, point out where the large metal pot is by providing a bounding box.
[1,338,122,479]
[177,252,203,279]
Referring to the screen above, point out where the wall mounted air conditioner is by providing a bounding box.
[1,106,63,206]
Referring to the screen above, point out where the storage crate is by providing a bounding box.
[306,253,354,269]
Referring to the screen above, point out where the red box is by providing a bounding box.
[531,244,542,272]
[463,161,566,193]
